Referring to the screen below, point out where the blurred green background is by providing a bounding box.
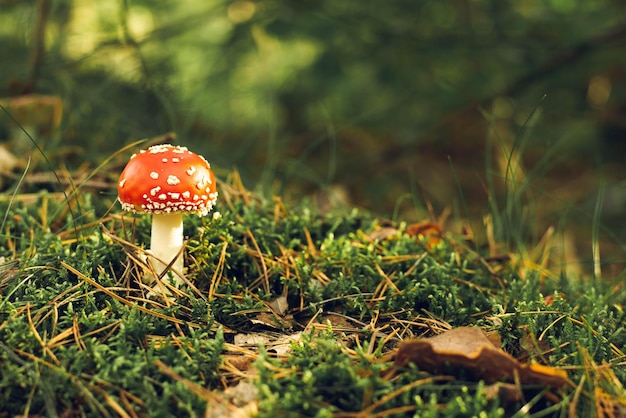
[1,0,626,273]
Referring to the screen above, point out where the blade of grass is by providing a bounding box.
[448,155,475,248]
[504,95,546,209]
[592,171,605,279]
[1,156,31,233]
[502,95,545,247]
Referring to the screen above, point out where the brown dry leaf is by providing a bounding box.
[205,396,258,418]
[518,329,551,363]
[366,227,399,241]
[233,331,302,356]
[0,94,63,136]
[222,354,255,373]
[223,381,259,407]
[482,382,523,403]
[320,313,358,331]
[266,295,289,316]
[394,327,568,388]
[267,331,303,356]
[250,311,292,330]
[543,293,565,306]
[0,145,18,173]
[578,346,626,417]
[595,387,626,418]
[234,333,271,347]
[406,221,443,247]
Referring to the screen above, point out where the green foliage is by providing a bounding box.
[0,181,625,415]
[3,0,626,221]
[0,194,225,416]
[256,332,374,415]
[255,330,508,417]
[2,0,626,415]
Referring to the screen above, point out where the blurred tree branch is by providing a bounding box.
[381,21,626,160]
[495,23,626,100]
[29,0,50,92]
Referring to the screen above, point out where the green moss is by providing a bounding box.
[0,187,624,416]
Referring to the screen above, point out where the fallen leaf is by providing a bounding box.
[595,387,626,418]
[394,327,568,388]
[250,311,292,330]
[223,381,259,407]
[518,328,551,363]
[233,331,302,356]
[0,94,63,136]
[222,354,255,372]
[406,221,443,247]
[234,333,271,346]
[267,332,303,356]
[366,227,399,241]
[266,295,289,316]
[482,382,523,403]
[543,293,565,306]
[0,145,18,173]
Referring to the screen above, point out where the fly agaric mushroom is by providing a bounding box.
[117,144,217,288]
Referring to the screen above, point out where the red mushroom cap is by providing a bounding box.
[117,144,217,216]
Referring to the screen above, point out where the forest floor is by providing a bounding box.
[0,169,625,417]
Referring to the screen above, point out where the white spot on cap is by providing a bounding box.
[167,175,180,185]
[119,178,126,188]
[150,172,159,179]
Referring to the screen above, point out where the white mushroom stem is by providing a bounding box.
[149,212,185,286]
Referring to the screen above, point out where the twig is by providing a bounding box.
[29,0,50,90]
